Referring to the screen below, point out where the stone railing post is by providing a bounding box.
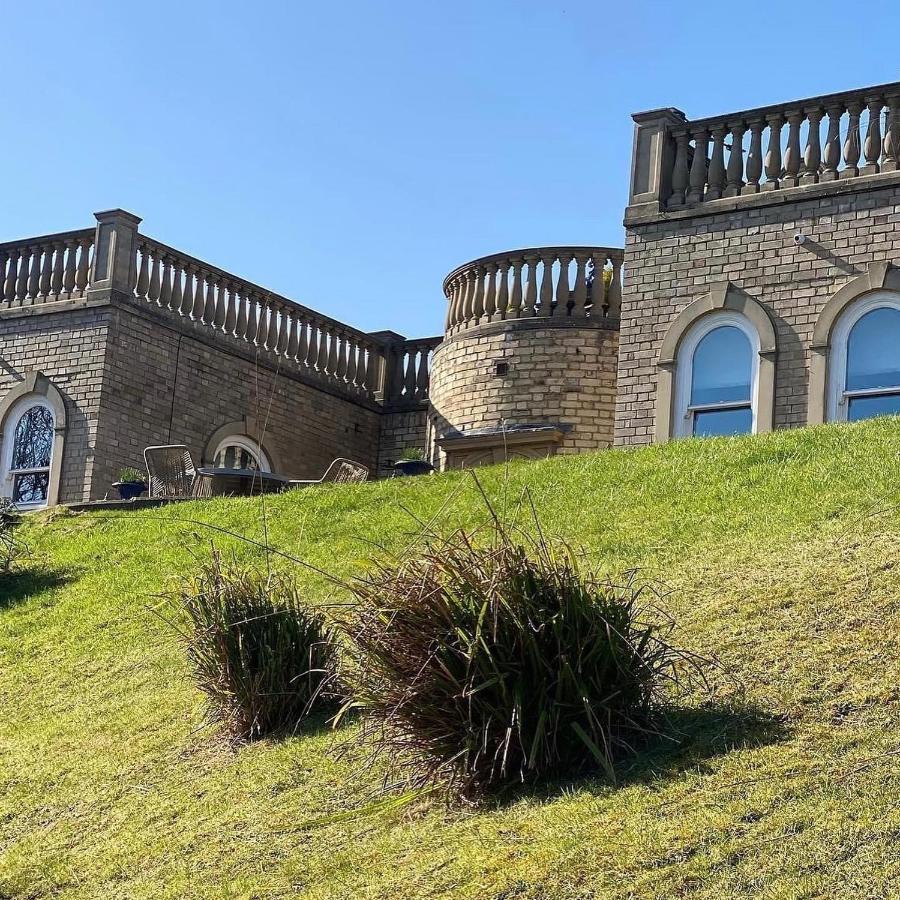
[367,330,406,403]
[628,107,687,216]
[88,209,142,297]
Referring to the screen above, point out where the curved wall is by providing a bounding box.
[428,318,619,468]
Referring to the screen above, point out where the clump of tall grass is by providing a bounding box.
[170,551,341,742]
[342,523,699,797]
[0,500,24,573]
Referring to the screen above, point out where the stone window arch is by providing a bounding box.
[808,262,900,425]
[203,417,280,473]
[0,372,67,508]
[656,283,777,442]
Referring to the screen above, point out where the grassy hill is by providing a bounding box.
[4,420,900,898]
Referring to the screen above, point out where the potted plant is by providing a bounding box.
[392,448,435,477]
[113,466,148,501]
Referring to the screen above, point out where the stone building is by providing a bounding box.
[4,77,900,507]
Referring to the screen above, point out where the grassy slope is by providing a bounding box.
[4,420,900,898]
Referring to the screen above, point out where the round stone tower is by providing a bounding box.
[428,246,623,469]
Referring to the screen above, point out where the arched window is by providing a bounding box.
[213,435,270,472]
[1,398,55,507]
[827,293,900,422]
[673,313,759,438]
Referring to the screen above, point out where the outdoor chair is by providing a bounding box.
[289,458,369,488]
[144,445,199,499]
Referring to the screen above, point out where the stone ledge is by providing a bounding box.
[624,170,900,228]
[438,314,620,351]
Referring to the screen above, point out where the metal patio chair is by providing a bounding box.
[289,458,369,488]
[144,445,199,499]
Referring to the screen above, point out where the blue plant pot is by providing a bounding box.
[114,481,147,501]
[392,460,435,477]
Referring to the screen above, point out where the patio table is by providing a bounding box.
[194,467,291,498]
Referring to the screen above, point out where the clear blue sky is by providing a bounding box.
[3,1,899,337]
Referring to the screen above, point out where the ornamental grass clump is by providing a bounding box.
[171,551,341,742]
[344,525,696,797]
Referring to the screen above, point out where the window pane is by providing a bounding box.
[214,444,259,470]
[847,307,900,391]
[11,406,53,470]
[690,326,752,406]
[847,393,900,422]
[692,406,753,437]
[13,472,49,504]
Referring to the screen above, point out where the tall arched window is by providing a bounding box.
[673,312,759,438]
[827,293,900,422]
[1,398,55,507]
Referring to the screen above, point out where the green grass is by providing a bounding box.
[5,419,900,898]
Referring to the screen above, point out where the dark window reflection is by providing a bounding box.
[847,307,900,392]
[12,406,53,470]
[693,406,753,437]
[691,326,752,406]
[848,393,900,422]
[13,472,49,503]
[214,445,259,470]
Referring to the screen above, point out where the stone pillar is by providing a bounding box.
[627,107,687,216]
[88,209,142,297]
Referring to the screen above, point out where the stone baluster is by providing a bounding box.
[3,249,18,301]
[538,251,554,316]
[158,256,172,308]
[842,101,862,179]
[459,269,475,328]
[19,249,34,300]
[571,251,589,316]
[589,252,606,313]
[345,336,358,385]
[179,266,195,317]
[402,349,416,397]
[742,119,764,194]
[27,247,41,300]
[306,323,321,369]
[800,108,823,185]
[201,274,215,325]
[364,343,381,396]
[705,126,727,200]
[233,284,248,336]
[190,269,205,320]
[75,238,91,295]
[482,261,497,320]
[763,114,784,191]
[862,96,883,175]
[723,122,745,197]
[883,92,900,173]
[0,251,7,304]
[213,277,228,330]
[147,251,161,304]
[135,243,150,298]
[61,243,77,296]
[668,128,690,207]
[256,302,271,349]
[509,256,523,317]
[471,265,485,322]
[523,254,539,316]
[686,127,709,204]
[295,320,308,365]
[319,327,333,374]
[606,256,623,317]
[444,276,461,330]
[170,261,183,314]
[50,243,65,297]
[556,252,572,313]
[821,103,843,182]
[782,110,803,187]
[223,282,237,333]
[417,347,430,398]
[332,331,347,379]
[495,260,510,318]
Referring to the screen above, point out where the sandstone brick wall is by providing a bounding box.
[0,304,110,503]
[377,409,428,477]
[616,181,900,445]
[429,320,619,467]
[92,299,383,496]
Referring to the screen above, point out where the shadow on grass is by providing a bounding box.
[504,703,789,807]
[0,567,74,610]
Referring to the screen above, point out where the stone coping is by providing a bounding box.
[438,314,619,350]
[436,424,568,452]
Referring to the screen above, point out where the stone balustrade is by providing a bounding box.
[0,229,95,307]
[381,337,440,406]
[630,80,900,216]
[442,246,623,334]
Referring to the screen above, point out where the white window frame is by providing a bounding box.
[826,291,900,423]
[212,435,270,472]
[673,311,761,439]
[1,396,56,510]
